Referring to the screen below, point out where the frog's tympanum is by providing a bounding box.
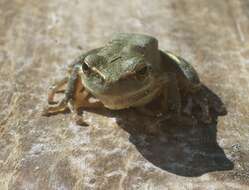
[42,33,226,126]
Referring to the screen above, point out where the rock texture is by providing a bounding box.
[1,0,249,189]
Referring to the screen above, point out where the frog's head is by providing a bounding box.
[79,33,165,109]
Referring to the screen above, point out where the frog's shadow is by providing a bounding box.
[86,85,234,177]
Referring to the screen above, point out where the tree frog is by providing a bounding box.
[42,33,225,125]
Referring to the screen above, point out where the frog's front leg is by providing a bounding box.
[43,64,86,125]
[42,64,80,114]
[43,64,104,125]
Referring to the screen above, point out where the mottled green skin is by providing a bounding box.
[80,34,161,93]
[77,33,200,109]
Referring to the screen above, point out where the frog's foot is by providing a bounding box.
[42,98,89,126]
[67,100,89,126]
[42,99,69,116]
[48,77,68,104]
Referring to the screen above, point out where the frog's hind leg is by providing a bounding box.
[161,72,182,116]
[48,77,69,104]
[194,92,211,124]
[161,73,197,127]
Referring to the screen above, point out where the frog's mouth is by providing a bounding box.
[99,83,162,110]
[82,77,165,110]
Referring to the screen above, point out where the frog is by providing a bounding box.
[42,33,226,126]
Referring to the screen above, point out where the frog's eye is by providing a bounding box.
[134,46,146,54]
[135,65,149,79]
[136,66,148,75]
[82,62,90,73]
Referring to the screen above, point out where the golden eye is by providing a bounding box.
[82,62,90,73]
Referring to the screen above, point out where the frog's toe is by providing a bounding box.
[75,119,88,126]
[48,89,65,105]
[48,100,59,105]
[73,114,89,126]
[47,77,69,104]
[42,106,68,116]
[42,100,69,116]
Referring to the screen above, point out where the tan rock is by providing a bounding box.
[0,0,249,189]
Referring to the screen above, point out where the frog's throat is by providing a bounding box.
[82,78,164,110]
[101,84,162,110]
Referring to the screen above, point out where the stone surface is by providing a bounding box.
[0,0,249,189]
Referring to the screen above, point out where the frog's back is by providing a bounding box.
[97,33,162,71]
[111,33,157,45]
[104,33,159,55]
